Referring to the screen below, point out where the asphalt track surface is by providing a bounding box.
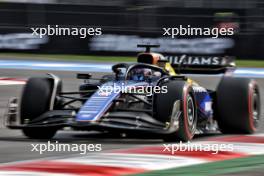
[0,68,263,167]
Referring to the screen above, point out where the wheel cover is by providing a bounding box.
[252,89,260,128]
[186,95,196,132]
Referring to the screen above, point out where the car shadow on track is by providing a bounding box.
[0,129,223,144]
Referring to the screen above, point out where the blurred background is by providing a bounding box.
[0,0,263,60]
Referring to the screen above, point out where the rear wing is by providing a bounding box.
[168,55,236,74]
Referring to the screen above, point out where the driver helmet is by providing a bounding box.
[131,68,152,81]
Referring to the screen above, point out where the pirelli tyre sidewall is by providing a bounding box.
[216,77,261,134]
[154,79,197,142]
[20,77,57,139]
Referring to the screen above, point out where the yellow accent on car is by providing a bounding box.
[165,62,198,86]
[165,63,176,75]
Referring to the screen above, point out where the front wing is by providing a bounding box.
[5,100,182,135]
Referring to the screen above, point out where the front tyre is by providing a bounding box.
[21,77,58,139]
[22,128,57,139]
[154,80,197,142]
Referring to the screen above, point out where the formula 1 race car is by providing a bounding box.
[5,45,261,141]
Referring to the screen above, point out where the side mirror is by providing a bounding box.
[77,73,92,79]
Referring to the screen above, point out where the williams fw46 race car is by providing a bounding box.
[5,45,261,142]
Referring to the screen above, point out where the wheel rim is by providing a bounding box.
[186,95,195,132]
[252,89,260,128]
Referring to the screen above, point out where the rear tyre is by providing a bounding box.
[216,77,260,134]
[154,80,197,142]
[21,77,58,139]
